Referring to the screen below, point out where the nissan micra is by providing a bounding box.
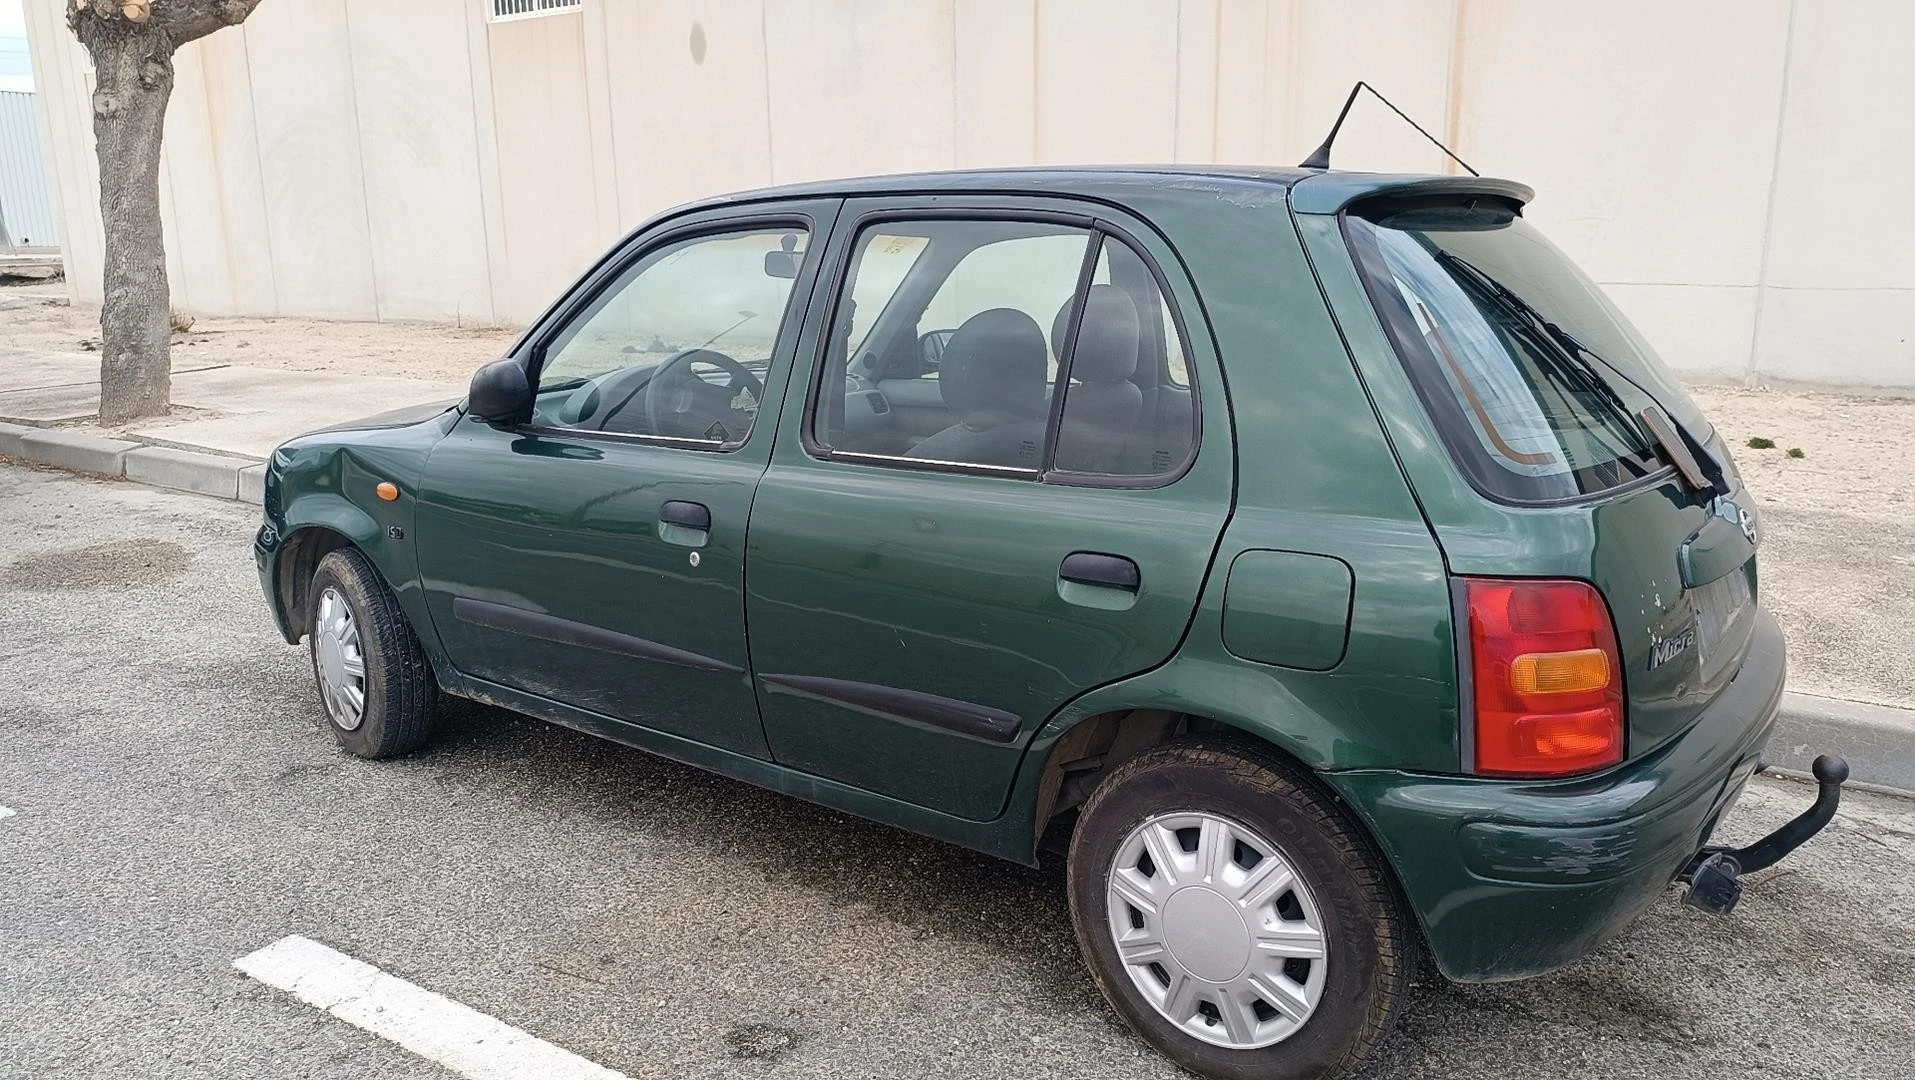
[255,167,1844,1079]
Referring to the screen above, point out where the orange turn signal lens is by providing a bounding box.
[1508,648,1611,695]
[375,481,399,502]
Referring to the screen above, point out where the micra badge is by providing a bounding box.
[1650,626,1696,669]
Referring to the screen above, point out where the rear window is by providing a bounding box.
[1344,200,1705,503]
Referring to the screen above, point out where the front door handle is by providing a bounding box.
[659,500,711,530]
[658,500,710,547]
[1059,551,1140,592]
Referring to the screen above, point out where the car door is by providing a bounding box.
[744,197,1232,820]
[415,200,840,758]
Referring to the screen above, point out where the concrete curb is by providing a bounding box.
[5,422,261,505]
[124,445,246,499]
[239,463,266,504]
[18,428,138,476]
[1769,691,1915,795]
[0,420,29,458]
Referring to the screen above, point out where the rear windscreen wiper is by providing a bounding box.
[1437,252,1716,492]
[1636,405,1715,492]
[1434,252,1653,446]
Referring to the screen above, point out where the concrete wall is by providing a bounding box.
[21,0,1915,387]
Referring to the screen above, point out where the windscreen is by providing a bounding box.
[1344,200,1708,503]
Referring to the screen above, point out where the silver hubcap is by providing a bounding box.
[313,587,366,731]
[1106,811,1328,1050]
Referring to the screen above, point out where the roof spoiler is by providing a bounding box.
[1288,174,1536,216]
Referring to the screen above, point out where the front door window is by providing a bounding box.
[533,228,808,445]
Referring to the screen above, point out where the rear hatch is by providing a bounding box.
[1340,197,1762,759]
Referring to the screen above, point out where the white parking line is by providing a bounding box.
[0,806,15,820]
[234,935,628,1080]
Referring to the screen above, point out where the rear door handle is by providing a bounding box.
[1059,551,1140,592]
[658,500,710,547]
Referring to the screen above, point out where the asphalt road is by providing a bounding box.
[2,460,1912,1080]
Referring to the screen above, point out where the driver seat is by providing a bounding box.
[906,307,1048,468]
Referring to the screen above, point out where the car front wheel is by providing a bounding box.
[308,547,436,759]
[1066,737,1411,1080]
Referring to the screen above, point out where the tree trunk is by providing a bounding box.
[82,24,175,424]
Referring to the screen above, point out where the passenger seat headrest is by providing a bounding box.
[939,307,1048,428]
[1052,284,1140,383]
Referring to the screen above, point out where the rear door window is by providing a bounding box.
[809,217,1198,481]
[1344,201,1706,503]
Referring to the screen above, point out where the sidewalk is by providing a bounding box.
[1,282,485,498]
[2,297,1911,791]
[0,346,462,499]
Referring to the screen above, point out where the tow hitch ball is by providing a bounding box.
[1680,755,1848,916]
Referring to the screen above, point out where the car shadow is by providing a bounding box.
[417,696,1106,1017]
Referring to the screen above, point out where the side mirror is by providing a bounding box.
[467,358,533,425]
[918,329,957,371]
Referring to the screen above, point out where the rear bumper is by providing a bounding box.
[1326,608,1787,982]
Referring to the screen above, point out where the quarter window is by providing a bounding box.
[1053,239,1195,477]
[532,227,806,446]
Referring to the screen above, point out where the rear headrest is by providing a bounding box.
[940,307,1047,428]
[1052,285,1140,383]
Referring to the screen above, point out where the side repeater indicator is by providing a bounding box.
[375,481,399,502]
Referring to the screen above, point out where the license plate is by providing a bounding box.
[1694,568,1752,665]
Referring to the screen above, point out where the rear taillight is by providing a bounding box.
[1466,578,1624,777]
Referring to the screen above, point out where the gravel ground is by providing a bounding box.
[1689,385,1915,709]
[1,462,1912,1080]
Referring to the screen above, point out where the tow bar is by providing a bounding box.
[1679,754,1848,916]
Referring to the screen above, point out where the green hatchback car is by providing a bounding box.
[255,166,1845,1079]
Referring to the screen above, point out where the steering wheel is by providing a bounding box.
[637,348,764,442]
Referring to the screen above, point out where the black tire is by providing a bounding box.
[1066,736,1411,1080]
[308,548,436,759]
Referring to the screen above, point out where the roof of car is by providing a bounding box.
[669,166,1535,218]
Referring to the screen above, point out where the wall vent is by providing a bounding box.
[489,0,582,23]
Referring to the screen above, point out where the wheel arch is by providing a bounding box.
[1023,702,1430,972]
[268,493,394,642]
[1030,706,1348,855]
[273,524,357,642]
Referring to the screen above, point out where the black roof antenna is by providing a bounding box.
[1299,81,1480,176]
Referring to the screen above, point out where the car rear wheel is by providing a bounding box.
[1066,737,1410,1080]
[308,548,436,759]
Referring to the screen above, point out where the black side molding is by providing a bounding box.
[759,673,1022,743]
[451,597,741,674]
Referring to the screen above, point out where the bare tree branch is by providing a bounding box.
[152,0,266,46]
[69,0,263,47]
